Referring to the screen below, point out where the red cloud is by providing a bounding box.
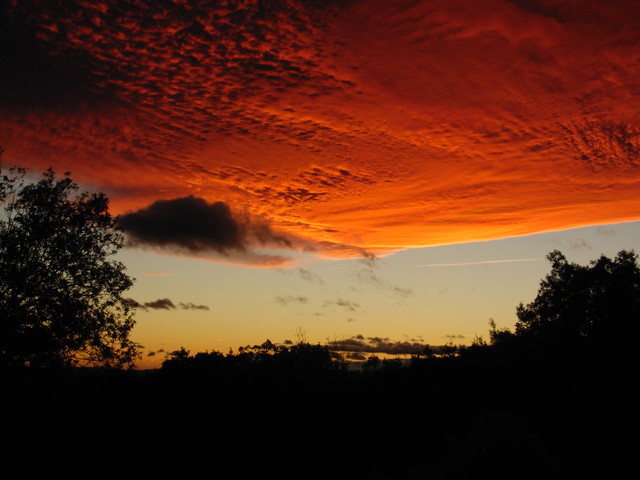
[2,0,639,259]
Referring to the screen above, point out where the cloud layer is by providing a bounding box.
[3,0,640,256]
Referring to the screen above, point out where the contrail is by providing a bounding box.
[412,258,542,267]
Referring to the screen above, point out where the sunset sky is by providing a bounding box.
[2,0,639,368]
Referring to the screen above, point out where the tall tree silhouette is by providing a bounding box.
[515,249,640,349]
[0,165,137,368]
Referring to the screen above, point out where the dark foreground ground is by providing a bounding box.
[3,339,639,480]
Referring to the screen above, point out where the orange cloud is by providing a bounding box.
[2,0,639,262]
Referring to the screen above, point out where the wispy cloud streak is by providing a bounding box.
[412,258,542,267]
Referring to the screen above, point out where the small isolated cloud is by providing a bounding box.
[324,298,360,311]
[145,298,176,310]
[275,295,308,306]
[389,285,415,298]
[126,297,209,311]
[298,268,324,284]
[274,267,325,284]
[147,349,165,357]
[179,302,210,311]
[569,239,591,251]
[597,227,616,236]
[118,196,294,266]
[443,334,466,341]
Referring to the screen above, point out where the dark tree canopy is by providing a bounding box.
[515,249,640,347]
[0,166,137,368]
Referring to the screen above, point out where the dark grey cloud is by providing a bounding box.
[443,334,466,341]
[179,302,210,311]
[326,335,443,356]
[118,196,293,265]
[274,267,325,284]
[126,297,209,311]
[275,295,308,306]
[123,298,144,309]
[144,298,176,310]
[569,239,591,251]
[324,298,360,311]
[389,285,415,298]
[597,227,616,236]
[298,268,324,284]
[118,197,241,251]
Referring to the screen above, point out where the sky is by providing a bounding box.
[2,0,639,368]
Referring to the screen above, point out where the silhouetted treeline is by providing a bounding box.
[4,335,638,478]
[160,340,338,377]
[3,250,640,478]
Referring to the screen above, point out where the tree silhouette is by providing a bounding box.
[0,165,137,368]
[515,249,640,349]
